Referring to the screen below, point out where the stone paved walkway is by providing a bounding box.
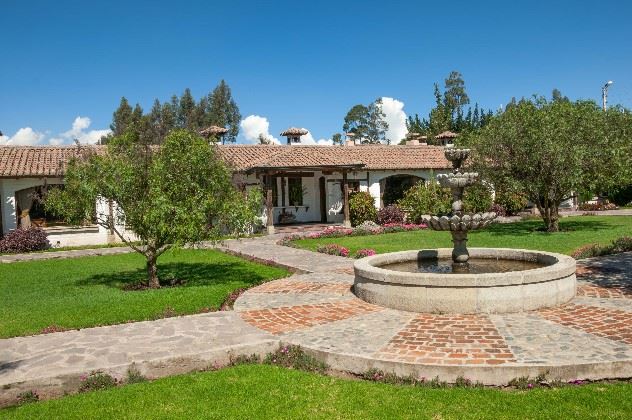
[2,233,632,404]
[0,246,133,263]
[233,244,632,383]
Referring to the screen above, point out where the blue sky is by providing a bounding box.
[1,0,631,145]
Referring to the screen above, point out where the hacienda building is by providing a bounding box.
[0,129,451,246]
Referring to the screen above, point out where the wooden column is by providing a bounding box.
[342,170,351,227]
[264,174,275,235]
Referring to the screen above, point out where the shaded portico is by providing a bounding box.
[249,163,365,234]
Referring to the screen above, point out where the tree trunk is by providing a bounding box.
[538,203,560,232]
[146,252,160,288]
[546,205,560,232]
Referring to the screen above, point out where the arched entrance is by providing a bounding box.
[380,174,423,207]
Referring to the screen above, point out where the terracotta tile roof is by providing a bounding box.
[0,144,451,177]
[0,146,103,178]
[435,130,458,139]
[199,125,228,136]
[280,127,308,136]
[217,144,450,172]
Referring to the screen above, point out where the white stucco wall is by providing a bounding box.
[0,178,136,247]
[0,168,451,244]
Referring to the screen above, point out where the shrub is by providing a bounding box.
[398,180,451,223]
[377,204,405,225]
[570,243,606,259]
[354,249,376,258]
[611,236,632,253]
[16,390,39,405]
[349,191,377,227]
[126,365,147,384]
[79,370,118,392]
[578,202,618,211]
[494,188,528,216]
[463,183,493,213]
[0,227,50,254]
[353,221,383,235]
[264,345,327,374]
[607,185,632,206]
[490,203,506,217]
[316,244,349,257]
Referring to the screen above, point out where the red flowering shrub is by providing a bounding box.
[0,227,50,254]
[377,204,405,225]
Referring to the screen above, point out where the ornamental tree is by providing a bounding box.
[464,98,632,232]
[45,129,262,288]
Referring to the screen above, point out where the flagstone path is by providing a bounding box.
[1,233,631,405]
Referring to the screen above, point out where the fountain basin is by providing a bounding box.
[353,248,576,314]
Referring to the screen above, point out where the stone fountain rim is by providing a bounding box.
[353,248,576,288]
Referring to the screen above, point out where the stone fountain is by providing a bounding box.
[425,148,497,271]
[353,148,577,314]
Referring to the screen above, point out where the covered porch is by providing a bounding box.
[249,163,366,235]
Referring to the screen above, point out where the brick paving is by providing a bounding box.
[577,283,631,299]
[538,303,632,345]
[239,299,383,335]
[3,232,632,400]
[248,279,352,294]
[376,314,515,365]
[231,241,632,370]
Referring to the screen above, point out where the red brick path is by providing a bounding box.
[576,284,631,299]
[376,314,515,365]
[240,300,382,334]
[539,304,632,344]
[249,279,352,295]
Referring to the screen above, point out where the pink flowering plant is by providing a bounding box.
[316,244,350,257]
[354,249,376,258]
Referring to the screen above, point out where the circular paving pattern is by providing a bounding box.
[235,255,632,384]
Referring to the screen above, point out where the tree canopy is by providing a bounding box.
[406,71,493,142]
[104,80,241,145]
[463,97,632,231]
[342,98,389,144]
[46,129,261,287]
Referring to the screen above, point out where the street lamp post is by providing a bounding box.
[602,80,614,111]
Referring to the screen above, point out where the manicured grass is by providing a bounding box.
[0,249,288,338]
[294,216,632,256]
[4,365,632,419]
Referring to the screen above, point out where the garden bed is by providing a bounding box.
[286,216,632,257]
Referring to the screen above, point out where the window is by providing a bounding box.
[288,177,304,206]
[348,181,360,192]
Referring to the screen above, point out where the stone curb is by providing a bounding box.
[296,344,632,385]
[0,339,280,407]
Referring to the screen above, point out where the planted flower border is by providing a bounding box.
[277,222,427,259]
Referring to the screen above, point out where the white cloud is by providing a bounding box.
[299,131,333,146]
[0,127,46,145]
[60,116,111,144]
[1,116,111,146]
[240,115,280,144]
[381,97,408,144]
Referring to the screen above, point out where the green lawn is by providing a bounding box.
[0,249,288,338]
[294,216,632,255]
[4,365,631,419]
